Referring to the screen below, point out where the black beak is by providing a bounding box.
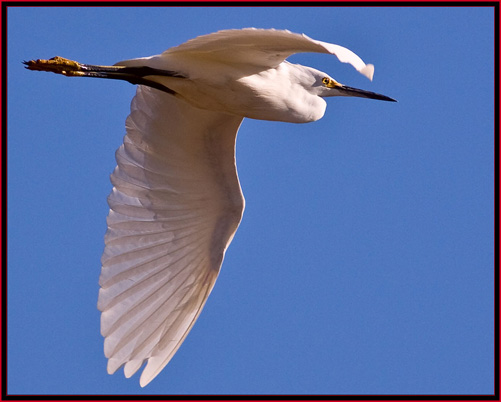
[338,85,397,102]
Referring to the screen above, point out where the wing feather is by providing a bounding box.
[118,28,374,80]
[98,85,244,386]
[165,28,374,79]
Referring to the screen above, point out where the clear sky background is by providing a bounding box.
[7,5,494,396]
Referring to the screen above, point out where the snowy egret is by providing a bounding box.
[25,28,395,387]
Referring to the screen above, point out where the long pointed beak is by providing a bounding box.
[336,84,396,102]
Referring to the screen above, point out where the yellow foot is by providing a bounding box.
[23,56,84,76]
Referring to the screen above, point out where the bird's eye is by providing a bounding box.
[322,77,331,86]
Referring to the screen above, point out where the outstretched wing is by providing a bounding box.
[118,29,374,80]
[98,86,244,387]
[165,28,374,80]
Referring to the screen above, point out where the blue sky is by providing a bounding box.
[7,5,494,396]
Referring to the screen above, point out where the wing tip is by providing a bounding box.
[360,64,374,81]
[139,376,151,388]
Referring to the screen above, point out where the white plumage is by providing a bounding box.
[25,28,394,387]
[98,86,244,386]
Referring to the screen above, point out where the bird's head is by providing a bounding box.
[268,63,395,123]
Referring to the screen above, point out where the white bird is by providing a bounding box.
[25,28,395,387]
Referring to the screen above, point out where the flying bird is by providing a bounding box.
[25,28,395,387]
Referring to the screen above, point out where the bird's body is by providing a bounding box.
[148,61,326,122]
[25,28,395,387]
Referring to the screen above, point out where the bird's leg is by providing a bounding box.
[24,56,185,95]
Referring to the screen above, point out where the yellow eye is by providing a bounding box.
[322,77,330,85]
